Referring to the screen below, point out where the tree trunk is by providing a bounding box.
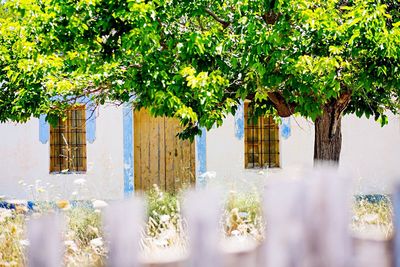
[314,105,343,164]
[313,92,352,164]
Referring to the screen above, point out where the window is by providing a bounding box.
[244,102,279,168]
[50,106,87,172]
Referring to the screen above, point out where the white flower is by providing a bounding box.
[0,209,13,223]
[73,178,86,186]
[362,213,379,223]
[160,214,170,223]
[19,240,30,246]
[231,230,240,236]
[90,237,104,247]
[154,239,169,247]
[37,187,45,193]
[65,240,78,251]
[92,200,108,209]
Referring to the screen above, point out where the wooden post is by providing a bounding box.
[27,214,64,267]
[103,198,144,267]
[183,189,222,267]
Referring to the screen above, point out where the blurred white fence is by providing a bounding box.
[26,169,396,267]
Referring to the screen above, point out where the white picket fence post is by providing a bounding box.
[183,189,222,267]
[27,213,64,267]
[261,179,307,267]
[302,169,353,267]
[22,170,398,267]
[103,198,144,267]
[394,184,400,267]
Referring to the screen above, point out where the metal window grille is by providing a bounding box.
[244,103,279,168]
[50,107,87,172]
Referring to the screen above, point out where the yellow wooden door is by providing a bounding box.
[134,109,196,192]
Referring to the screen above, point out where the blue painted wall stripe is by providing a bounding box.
[123,103,134,197]
[39,114,50,144]
[234,100,244,140]
[280,117,291,139]
[195,128,207,188]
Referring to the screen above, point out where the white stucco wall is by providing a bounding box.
[1,105,400,199]
[206,114,400,194]
[0,105,124,200]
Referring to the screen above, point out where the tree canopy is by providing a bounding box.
[1,0,400,151]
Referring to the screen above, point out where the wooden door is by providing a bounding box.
[134,109,196,192]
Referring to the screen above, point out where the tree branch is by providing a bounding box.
[204,8,230,28]
[267,91,296,117]
[328,90,352,138]
[262,11,280,25]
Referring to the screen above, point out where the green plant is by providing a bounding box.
[352,196,393,238]
[0,209,26,266]
[224,191,264,241]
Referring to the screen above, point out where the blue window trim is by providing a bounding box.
[39,114,50,144]
[234,100,244,140]
[38,97,96,144]
[234,101,292,140]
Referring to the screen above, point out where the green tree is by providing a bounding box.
[1,0,399,163]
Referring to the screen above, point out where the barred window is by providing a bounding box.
[50,106,87,172]
[244,102,280,168]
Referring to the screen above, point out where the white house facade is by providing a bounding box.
[0,102,400,200]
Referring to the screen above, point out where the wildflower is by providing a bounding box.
[90,237,104,247]
[154,239,169,247]
[0,208,12,223]
[160,215,170,223]
[231,230,240,236]
[64,240,78,251]
[362,213,379,223]
[37,187,45,193]
[15,205,28,214]
[56,200,70,210]
[92,200,108,209]
[20,240,30,246]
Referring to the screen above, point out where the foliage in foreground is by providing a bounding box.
[1,0,400,161]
